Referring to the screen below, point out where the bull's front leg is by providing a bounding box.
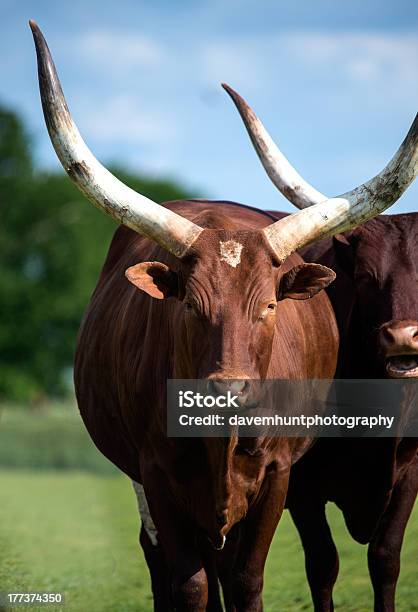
[133,482,173,611]
[367,457,417,612]
[139,470,209,612]
[139,524,173,611]
[227,467,289,612]
[289,500,338,612]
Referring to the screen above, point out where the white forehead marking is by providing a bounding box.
[219,240,243,268]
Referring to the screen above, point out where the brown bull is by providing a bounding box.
[31,22,417,611]
[286,214,418,612]
[77,201,338,611]
[227,87,418,612]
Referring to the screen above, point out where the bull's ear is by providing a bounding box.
[125,262,178,299]
[278,263,336,301]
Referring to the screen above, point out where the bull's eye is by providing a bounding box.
[184,301,201,317]
[257,302,277,321]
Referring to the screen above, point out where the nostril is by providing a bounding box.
[380,326,394,344]
[230,380,249,394]
[212,380,228,395]
[207,380,216,395]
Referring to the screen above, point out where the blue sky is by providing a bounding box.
[1,0,417,213]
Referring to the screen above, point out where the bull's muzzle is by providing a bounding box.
[206,376,260,410]
[378,320,418,378]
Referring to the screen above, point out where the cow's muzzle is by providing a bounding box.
[378,320,418,378]
[206,375,260,410]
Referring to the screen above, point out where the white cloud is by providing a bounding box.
[78,29,163,70]
[83,94,177,144]
[281,31,418,87]
[198,30,418,101]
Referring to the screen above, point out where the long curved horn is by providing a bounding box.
[222,84,327,209]
[30,21,202,258]
[223,83,418,260]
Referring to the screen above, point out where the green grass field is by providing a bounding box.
[0,405,417,611]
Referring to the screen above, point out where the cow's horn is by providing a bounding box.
[222,83,326,210]
[223,83,418,260]
[30,21,203,258]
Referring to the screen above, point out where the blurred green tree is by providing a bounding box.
[0,105,196,403]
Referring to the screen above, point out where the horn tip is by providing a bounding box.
[29,19,38,32]
[221,83,249,112]
[222,82,237,97]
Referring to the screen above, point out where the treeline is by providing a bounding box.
[0,105,194,403]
